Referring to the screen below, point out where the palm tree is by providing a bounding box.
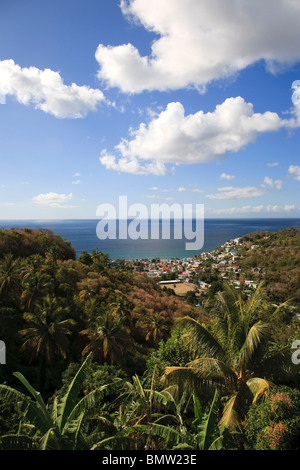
[80,311,134,365]
[0,354,122,450]
[19,295,75,365]
[163,283,286,430]
[45,245,61,267]
[91,249,110,267]
[143,312,171,346]
[78,284,98,302]
[20,271,53,313]
[0,253,23,303]
[22,254,44,274]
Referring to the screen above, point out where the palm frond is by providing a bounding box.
[244,282,266,325]
[219,393,242,431]
[246,377,274,404]
[174,316,225,360]
[236,321,269,373]
[162,366,201,396]
[188,357,237,390]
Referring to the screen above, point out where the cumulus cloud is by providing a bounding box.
[288,165,300,181]
[99,151,167,175]
[32,192,75,208]
[220,173,235,181]
[96,0,300,93]
[267,162,279,167]
[206,186,266,201]
[0,59,105,118]
[100,97,282,175]
[264,176,283,190]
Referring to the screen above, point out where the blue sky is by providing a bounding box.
[1,0,300,219]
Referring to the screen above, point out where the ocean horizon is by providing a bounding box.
[0,218,300,260]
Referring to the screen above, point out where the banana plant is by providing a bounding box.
[0,353,122,450]
[134,389,226,450]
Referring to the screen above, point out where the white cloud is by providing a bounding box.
[100,98,282,175]
[96,0,300,93]
[3,202,15,207]
[32,192,74,208]
[73,172,81,177]
[264,176,283,190]
[178,187,186,192]
[284,204,297,212]
[206,185,266,201]
[209,204,297,215]
[0,59,105,118]
[209,205,264,215]
[72,179,81,185]
[99,151,167,175]
[266,204,296,212]
[149,186,172,192]
[288,165,300,181]
[220,173,235,181]
[267,162,279,167]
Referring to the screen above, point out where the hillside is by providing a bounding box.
[0,228,76,260]
[237,227,300,303]
[0,227,299,451]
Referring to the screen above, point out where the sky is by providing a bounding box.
[0,0,300,219]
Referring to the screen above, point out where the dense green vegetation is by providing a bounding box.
[0,228,299,450]
[238,228,300,303]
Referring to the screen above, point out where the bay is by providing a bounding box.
[0,218,300,260]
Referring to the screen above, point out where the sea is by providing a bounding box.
[0,218,299,260]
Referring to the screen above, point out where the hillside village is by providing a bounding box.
[121,235,266,296]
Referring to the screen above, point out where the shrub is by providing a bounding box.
[244,386,300,450]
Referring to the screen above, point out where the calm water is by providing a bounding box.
[0,218,299,260]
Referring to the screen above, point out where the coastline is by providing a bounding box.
[1,218,300,261]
